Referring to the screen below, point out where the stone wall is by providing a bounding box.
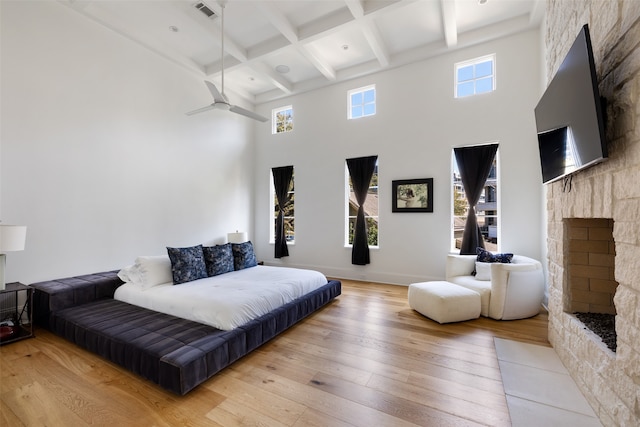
[544,1,640,426]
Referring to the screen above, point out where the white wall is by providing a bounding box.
[253,29,544,285]
[0,1,255,283]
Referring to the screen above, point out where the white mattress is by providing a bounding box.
[114,265,328,331]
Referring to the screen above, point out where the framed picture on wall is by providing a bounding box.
[392,178,433,212]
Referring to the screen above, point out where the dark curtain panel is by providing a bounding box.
[272,166,294,258]
[454,144,498,255]
[346,155,378,265]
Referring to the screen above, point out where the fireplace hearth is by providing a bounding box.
[574,312,616,352]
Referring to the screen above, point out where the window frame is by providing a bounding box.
[272,105,293,134]
[347,84,376,120]
[269,169,295,245]
[344,159,379,248]
[451,147,500,252]
[454,54,496,98]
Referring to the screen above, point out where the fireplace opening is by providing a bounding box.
[566,218,618,352]
[575,312,616,351]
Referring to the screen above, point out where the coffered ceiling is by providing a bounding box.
[61,0,544,105]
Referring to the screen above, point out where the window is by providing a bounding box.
[345,159,378,247]
[272,105,293,134]
[348,85,376,119]
[455,54,495,98]
[270,169,294,243]
[452,149,499,251]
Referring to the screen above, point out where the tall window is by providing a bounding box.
[452,149,499,251]
[455,54,495,98]
[345,159,379,247]
[272,105,293,134]
[348,85,376,119]
[270,169,294,244]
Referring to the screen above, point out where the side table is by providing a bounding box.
[0,282,34,345]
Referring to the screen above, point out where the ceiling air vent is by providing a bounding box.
[193,2,217,19]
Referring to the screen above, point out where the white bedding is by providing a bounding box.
[114,266,328,331]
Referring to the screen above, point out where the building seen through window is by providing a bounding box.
[452,153,499,251]
[271,170,294,243]
[346,160,378,247]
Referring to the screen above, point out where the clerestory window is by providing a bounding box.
[348,85,376,119]
[272,105,293,134]
[455,54,495,98]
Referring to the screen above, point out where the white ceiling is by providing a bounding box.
[61,0,544,105]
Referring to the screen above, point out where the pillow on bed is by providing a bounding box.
[232,241,257,271]
[117,256,173,289]
[134,255,173,289]
[167,245,208,285]
[203,243,235,276]
[117,264,141,284]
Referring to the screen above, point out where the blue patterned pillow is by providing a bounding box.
[476,247,514,263]
[232,241,257,271]
[203,243,234,276]
[166,245,208,284]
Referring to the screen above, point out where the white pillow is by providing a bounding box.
[475,262,492,281]
[117,264,141,284]
[134,255,173,289]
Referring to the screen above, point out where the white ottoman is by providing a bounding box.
[408,281,481,324]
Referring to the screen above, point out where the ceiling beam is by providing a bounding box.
[361,22,390,67]
[345,0,389,67]
[254,1,336,81]
[203,2,247,62]
[251,62,294,94]
[529,0,545,25]
[441,0,458,48]
[253,1,298,43]
[209,0,415,85]
[344,0,364,18]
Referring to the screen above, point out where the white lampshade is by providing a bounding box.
[0,225,27,253]
[0,225,26,290]
[227,231,248,244]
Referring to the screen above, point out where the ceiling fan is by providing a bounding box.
[186,1,267,122]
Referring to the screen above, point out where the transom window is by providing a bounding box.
[345,160,379,247]
[272,105,293,134]
[348,85,376,119]
[455,54,495,98]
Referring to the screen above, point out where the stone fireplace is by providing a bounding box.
[544,2,640,426]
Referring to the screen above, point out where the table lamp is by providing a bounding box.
[227,231,248,244]
[0,225,27,290]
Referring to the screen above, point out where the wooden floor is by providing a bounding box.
[0,280,549,427]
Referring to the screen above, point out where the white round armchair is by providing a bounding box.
[445,254,545,320]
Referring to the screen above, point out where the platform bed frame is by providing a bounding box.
[31,271,341,395]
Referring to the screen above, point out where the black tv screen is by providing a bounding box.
[534,24,607,184]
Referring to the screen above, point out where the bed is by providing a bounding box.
[31,245,341,395]
[114,265,329,331]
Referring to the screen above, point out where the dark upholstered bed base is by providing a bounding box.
[31,271,341,395]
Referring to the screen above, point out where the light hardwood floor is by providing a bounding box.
[0,280,549,426]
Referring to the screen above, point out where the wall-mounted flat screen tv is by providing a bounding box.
[534,24,607,184]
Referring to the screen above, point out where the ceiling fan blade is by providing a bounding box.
[205,81,226,103]
[185,104,216,116]
[229,105,268,122]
